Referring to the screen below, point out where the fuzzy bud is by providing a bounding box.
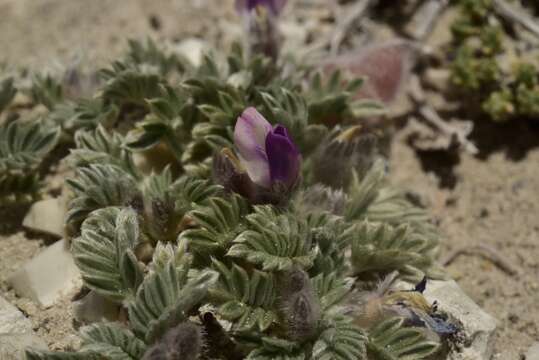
[313,127,378,189]
[295,184,348,216]
[142,322,203,360]
[278,268,321,342]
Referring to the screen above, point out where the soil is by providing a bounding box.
[391,128,539,359]
[0,0,537,359]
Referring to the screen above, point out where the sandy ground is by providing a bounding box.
[0,0,538,358]
[391,128,539,359]
[0,0,237,68]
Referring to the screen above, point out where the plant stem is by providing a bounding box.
[493,0,539,39]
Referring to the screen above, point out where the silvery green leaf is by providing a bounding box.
[30,73,64,110]
[66,164,140,230]
[120,250,144,292]
[0,121,60,201]
[311,272,352,312]
[69,126,137,176]
[247,337,304,360]
[350,99,387,118]
[150,242,190,272]
[350,221,435,281]
[25,351,101,360]
[0,121,61,170]
[116,208,140,249]
[128,259,218,342]
[101,71,162,108]
[305,70,366,125]
[0,77,16,113]
[228,207,317,271]
[79,323,147,360]
[312,317,367,360]
[126,38,182,76]
[179,195,248,255]
[72,207,142,302]
[367,317,440,359]
[344,160,386,221]
[210,259,277,332]
[169,175,222,214]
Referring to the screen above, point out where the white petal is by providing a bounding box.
[233,107,272,188]
[238,147,271,188]
[234,107,272,151]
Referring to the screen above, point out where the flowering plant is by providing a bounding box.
[7,11,454,360]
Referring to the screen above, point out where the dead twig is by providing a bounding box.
[417,105,477,154]
[409,75,478,155]
[329,0,376,55]
[442,243,520,277]
[492,0,539,39]
[405,0,449,41]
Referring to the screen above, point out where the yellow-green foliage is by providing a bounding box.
[450,0,539,121]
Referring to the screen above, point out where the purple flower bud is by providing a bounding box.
[142,322,203,360]
[265,124,300,188]
[277,268,321,342]
[214,107,300,205]
[235,0,287,60]
[234,107,300,190]
[235,0,287,16]
[312,128,377,190]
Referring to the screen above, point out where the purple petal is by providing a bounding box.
[235,0,287,15]
[273,124,287,136]
[234,107,272,188]
[265,125,300,188]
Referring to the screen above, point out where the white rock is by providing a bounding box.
[23,197,67,238]
[73,291,120,324]
[526,342,539,360]
[0,295,47,359]
[424,280,497,360]
[8,239,81,307]
[173,38,208,68]
[0,334,48,360]
[0,296,33,334]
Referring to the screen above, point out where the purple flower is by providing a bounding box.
[234,107,300,189]
[213,107,301,205]
[235,0,287,16]
[235,0,287,60]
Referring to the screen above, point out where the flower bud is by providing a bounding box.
[313,126,378,189]
[214,107,301,205]
[278,268,321,342]
[142,322,203,360]
[235,0,288,59]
